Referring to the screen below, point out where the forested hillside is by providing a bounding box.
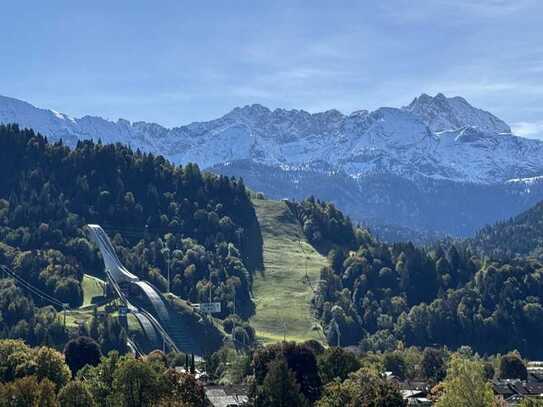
[3,122,543,359]
[288,199,543,357]
[286,197,370,253]
[470,201,543,259]
[0,124,262,348]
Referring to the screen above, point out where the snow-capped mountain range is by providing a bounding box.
[2,92,543,184]
[2,92,543,239]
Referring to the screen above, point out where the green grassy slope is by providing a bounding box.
[81,274,106,306]
[64,274,106,328]
[251,198,327,344]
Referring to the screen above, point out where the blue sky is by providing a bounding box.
[1,0,542,139]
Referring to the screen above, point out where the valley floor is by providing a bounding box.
[251,199,327,344]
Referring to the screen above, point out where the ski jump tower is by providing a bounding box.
[85,224,194,354]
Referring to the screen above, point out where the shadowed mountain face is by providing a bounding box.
[470,199,543,259]
[2,93,543,239]
[211,160,543,239]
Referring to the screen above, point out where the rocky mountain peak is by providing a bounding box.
[0,93,540,185]
[226,104,271,120]
[404,92,511,134]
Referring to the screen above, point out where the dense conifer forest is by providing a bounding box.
[469,201,543,259]
[0,124,262,347]
[292,198,543,358]
[287,197,370,252]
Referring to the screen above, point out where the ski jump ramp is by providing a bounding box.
[85,224,181,353]
[86,225,139,284]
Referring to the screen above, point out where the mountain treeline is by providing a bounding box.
[287,197,370,252]
[0,124,262,346]
[286,197,543,358]
[470,201,543,259]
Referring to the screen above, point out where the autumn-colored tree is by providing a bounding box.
[435,355,495,407]
[58,380,96,407]
[0,376,57,407]
[160,369,208,407]
[34,346,71,390]
[316,368,404,407]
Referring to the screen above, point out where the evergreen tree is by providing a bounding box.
[64,336,102,376]
[498,353,528,380]
[383,352,408,380]
[257,356,308,407]
[318,347,361,384]
[422,348,447,383]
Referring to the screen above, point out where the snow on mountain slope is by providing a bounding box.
[1,93,542,184]
[0,95,160,150]
[404,92,511,134]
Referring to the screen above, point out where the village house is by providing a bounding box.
[491,379,543,406]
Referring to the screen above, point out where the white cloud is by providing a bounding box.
[511,121,543,140]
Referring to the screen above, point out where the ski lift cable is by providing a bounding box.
[0,265,63,305]
[3,269,64,308]
[0,265,65,308]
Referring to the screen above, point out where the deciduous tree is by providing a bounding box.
[435,355,495,407]
[58,380,96,407]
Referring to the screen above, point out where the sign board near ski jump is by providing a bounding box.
[195,302,221,314]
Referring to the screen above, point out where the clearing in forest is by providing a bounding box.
[251,198,327,344]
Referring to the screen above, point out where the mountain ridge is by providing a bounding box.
[2,92,543,237]
[1,92,540,184]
